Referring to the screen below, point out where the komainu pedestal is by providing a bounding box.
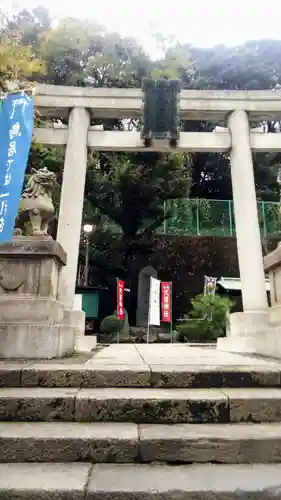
[264,246,281,326]
[219,245,281,359]
[0,237,74,358]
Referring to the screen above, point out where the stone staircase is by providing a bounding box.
[2,345,281,497]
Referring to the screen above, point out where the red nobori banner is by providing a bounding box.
[161,282,172,323]
[117,279,125,320]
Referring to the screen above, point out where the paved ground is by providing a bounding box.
[0,349,102,365]
[85,344,281,369]
[2,343,281,368]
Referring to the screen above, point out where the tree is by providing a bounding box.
[84,32,152,88]
[0,37,45,90]
[3,6,281,211]
[84,151,192,278]
[40,17,151,87]
[151,43,194,83]
[3,6,51,50]
[189,40,281,90]
[185,40,281,199]
[131,37,281,200]
[0,7,48,90]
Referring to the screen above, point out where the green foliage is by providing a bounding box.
[40,17,151,87]
[100,315,122,334]
[2,5,281,283]
[0,7,49,89]
[189,41,281,91]
[85,151,192,275]
[2,6,51,49]
[40,18,95,86]
[150,37,194,83]
[176,294,233,343]
[0,37,45,89]
[114,308,130,336]
[187,41,281,200]
[2,6,281,205]
[263,201,281,236]
[157,199,281,238]
[162,198,212,235]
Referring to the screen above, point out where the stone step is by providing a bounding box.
[1,362,281,388]
[2,387,281,423]
[1,463,281,498]
[2,421,281,463]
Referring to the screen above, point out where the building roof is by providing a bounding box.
[217,277,270,292]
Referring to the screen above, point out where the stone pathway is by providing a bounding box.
[3,343,281,369]
[86,343,281,368]
[2,344,281,498]
[0,348,102,365]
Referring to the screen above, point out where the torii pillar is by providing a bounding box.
[217,110,269,353]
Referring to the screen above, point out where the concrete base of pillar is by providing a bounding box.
[63,309,97,353]
[218,309,281,360]
[217,333,259,354]
[268,304,281,325]
[217,311,269,355]
[254,327,281,359]
[75,335,97,352]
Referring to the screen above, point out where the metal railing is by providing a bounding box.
[158,199,280,237]
[101,199,281,237]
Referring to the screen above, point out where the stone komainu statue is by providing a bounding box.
[13,167,57,238]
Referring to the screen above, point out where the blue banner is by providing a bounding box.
[0,92,34,243]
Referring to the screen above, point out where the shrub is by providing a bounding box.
[176,294,233,343]
[100,315,122,334]
[114,308,129,336]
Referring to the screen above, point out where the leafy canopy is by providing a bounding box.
[84,152,191,275]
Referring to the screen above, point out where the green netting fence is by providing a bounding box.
[159,199,281,237]
[100,199,281,237]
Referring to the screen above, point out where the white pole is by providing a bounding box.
[228,110,267,311]
[147,277,152,344]
[57,107,90,309]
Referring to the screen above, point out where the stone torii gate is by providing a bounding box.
[33,84,281,357]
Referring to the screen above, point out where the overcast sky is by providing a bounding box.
[8,0,281,56]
